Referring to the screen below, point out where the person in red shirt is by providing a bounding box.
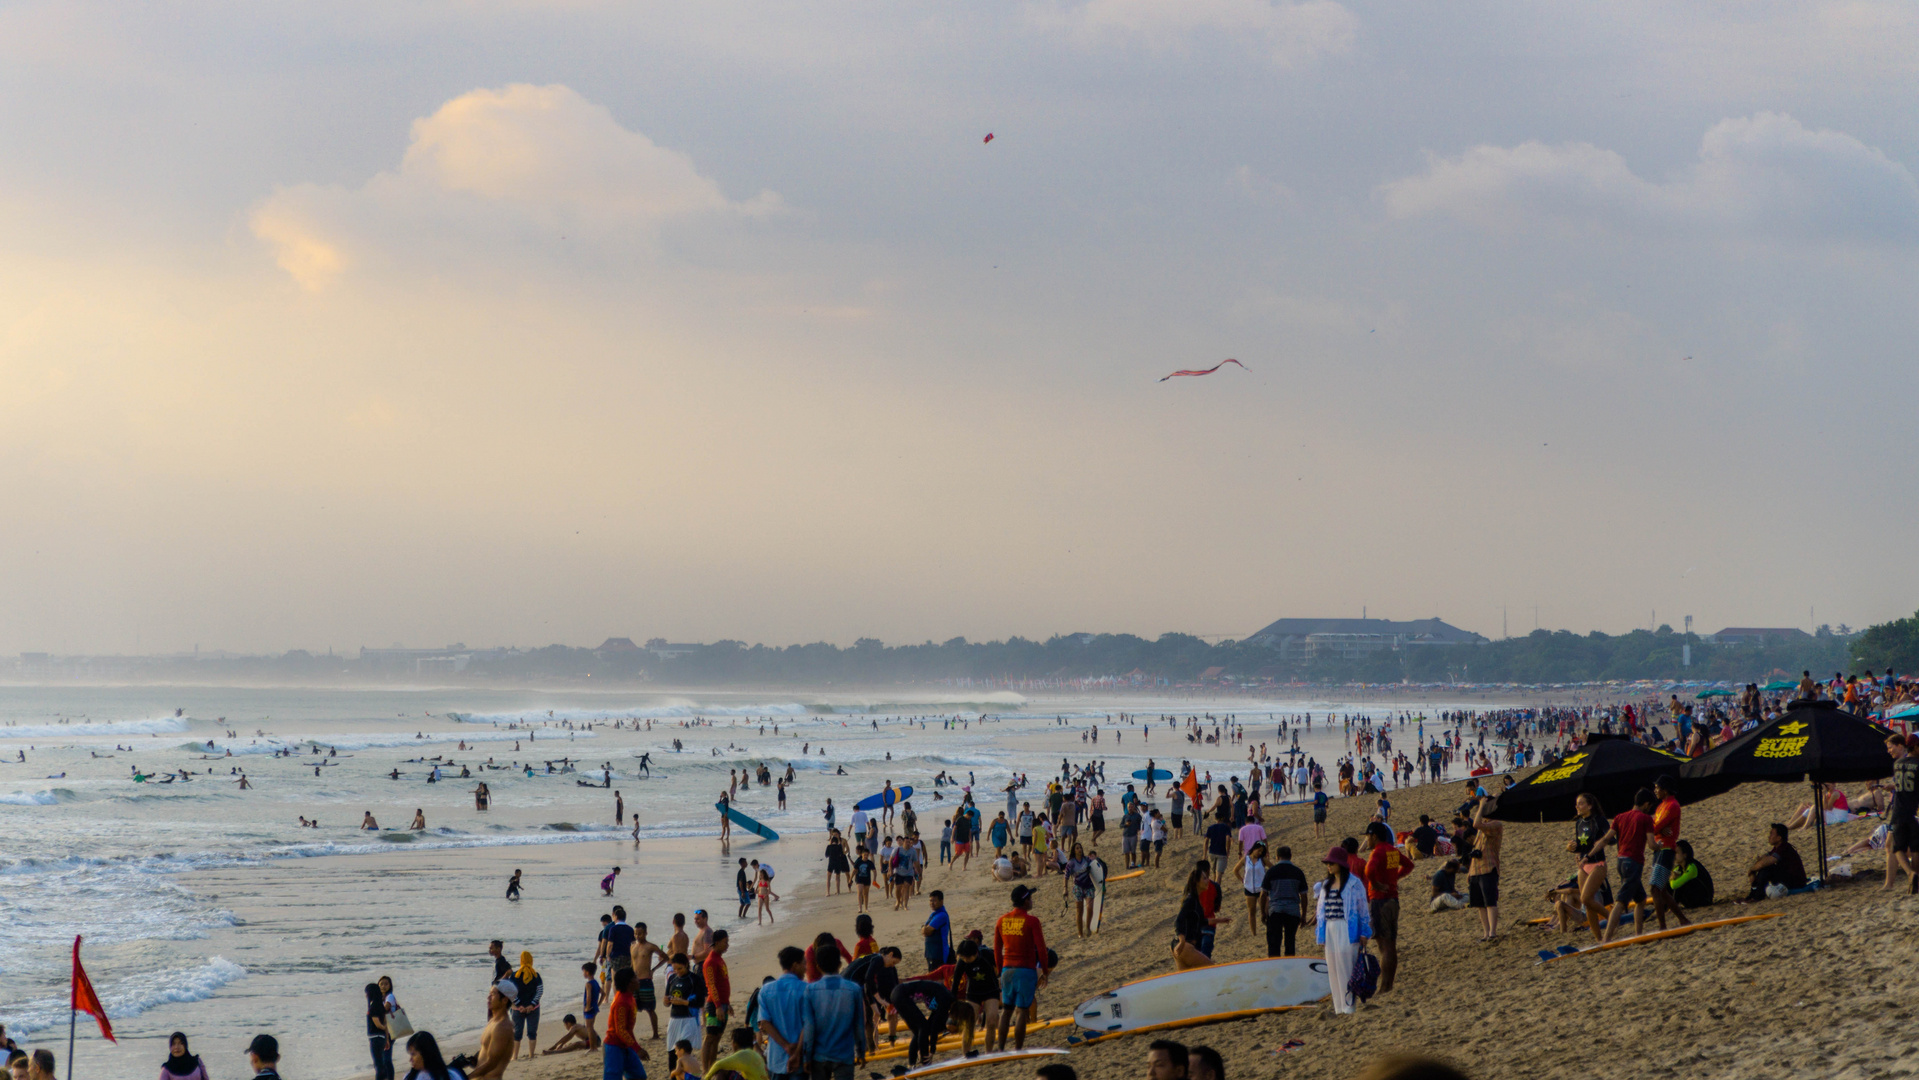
[1591,789,1656,943]
[602,968,650,1080]
[700,931,731,1070]
[1648,776,1691,931]
[992,886,1048,1053]
[1359,822,1416,993]
[805,932,853,982]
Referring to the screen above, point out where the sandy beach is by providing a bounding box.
[457,766,1919,1080]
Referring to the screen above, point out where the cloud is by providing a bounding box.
[1039,0,1357,66]
[250,84,780,289]
[1379,113,1919,244]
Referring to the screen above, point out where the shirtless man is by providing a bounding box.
[689,911,714,967]
[1467,795,1504,941]
[667,913,690,969]
[629,923,665,1038]
[469,984,516,1080]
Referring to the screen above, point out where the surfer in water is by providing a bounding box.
[362,811,379,830]
[636,753,652,777]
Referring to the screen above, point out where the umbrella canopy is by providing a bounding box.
[1489,735,1691,822]
[1762,680,1797,692]
[1886,703,1919,721]
[1679,700,1896,796]
[1696,688,1734,699]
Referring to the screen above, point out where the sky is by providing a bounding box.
[2,0,1916,655]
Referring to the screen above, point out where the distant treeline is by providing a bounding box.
[23,618,1911,687]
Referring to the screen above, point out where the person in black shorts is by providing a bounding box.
[1887,735,1919,894]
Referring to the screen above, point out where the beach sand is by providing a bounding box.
[462,775,1919,1080]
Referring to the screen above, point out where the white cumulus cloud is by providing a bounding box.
[1379,112,1919,244]
[250,84,781,290]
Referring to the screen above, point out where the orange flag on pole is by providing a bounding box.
[71,936,115,1042]
[1180,770,1200,807]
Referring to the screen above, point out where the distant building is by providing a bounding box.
[646,643,703,661]
[1707,627,1813,646]
[596,637,642,657]
[1249,617,1484,661]
[358,645,473,674]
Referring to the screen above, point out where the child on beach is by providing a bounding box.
[579,962,602,1049]
[540,1014,592,1055]
[602,866,621,895]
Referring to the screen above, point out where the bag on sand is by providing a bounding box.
[1348,946,1381,1003]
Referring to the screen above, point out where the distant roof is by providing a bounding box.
[1249,617,1484,644]
[1712,627,1812,639]
[597,637,641,651]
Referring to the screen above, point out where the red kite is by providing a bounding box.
[1159,358,1248,382]
[983,133,995,144]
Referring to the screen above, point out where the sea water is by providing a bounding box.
[0,686,1463,1079]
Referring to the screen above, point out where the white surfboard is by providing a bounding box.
[1087,856,1108,933]
[1074,957,1328,1033]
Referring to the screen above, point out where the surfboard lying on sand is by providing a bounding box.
[1075,956,1327,1033]
[715,801,778,841]
[1537,913,1780,963]
[1105,869,1145,883]
[855,785,914,811]
[1070,1005,1318,1045]
[868,1019,1074,1062]
[904,1049,1068,1077]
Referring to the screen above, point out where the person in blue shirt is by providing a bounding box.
[921,891,953,969]
[804,946,865,1078]
[1312,786,1330,840]
[754,948,809,1080]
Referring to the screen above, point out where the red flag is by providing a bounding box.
[982,133,994,144]
[71,936,115,1042]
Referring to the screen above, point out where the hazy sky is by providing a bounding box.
[3,0,1916,654]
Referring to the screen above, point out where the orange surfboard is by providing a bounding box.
[1540,913,1780,962]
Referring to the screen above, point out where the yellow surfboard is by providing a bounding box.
[904,1049,1069,1077]
[1106,869,1146,882]
[1540,913,1781,962]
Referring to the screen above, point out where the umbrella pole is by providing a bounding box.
[1812,777,1827,885]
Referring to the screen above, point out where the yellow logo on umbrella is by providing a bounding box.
[1776,721,1809,735]
[1754,736,1809,758]
[1529,753,1587,784]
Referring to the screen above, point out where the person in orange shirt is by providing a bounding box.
[1648,777,1691,932]
[602,968,651,1080]
[1359,823,1415,993]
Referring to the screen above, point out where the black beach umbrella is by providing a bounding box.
[1489,735,1691,823]
[1679,699,1897,877]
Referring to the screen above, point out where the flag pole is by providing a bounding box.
[67,997,76,1080]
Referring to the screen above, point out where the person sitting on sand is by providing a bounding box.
[541,1014,592,1055]
[1743,822,1808,901]
[703,1027,766,1080]
[1172,861,1228,969]
[1670,840,1714,908]
[1849,779,1892,815]
[1787,784,1850,830]
[1427,858,1466,912]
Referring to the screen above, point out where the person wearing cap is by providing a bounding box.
[244,1037,281,1080]
[470,983,517,1080]
[1312,846,1371,1014]
[992,885,1048,1052]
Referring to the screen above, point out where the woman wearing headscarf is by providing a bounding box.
[160,1033,209,1080]
[1313,847,1372,1014]
[511,951,544,1060]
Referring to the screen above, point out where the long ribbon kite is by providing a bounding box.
[1159,359,1248,382]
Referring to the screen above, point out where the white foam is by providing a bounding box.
[1,957,247,1038]
[451,702,811,723]
[0,790,58,806]
[0,716,190,740]
[184,728,599,756]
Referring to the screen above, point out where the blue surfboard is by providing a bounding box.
[853,785,913,812]
[716,801,779,841]
[1131,769,1173,781]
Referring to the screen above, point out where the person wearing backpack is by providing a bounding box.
[1313,848,1372,1014]
[1259,846,1310,957]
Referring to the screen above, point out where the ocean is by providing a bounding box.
[0,685,1468,1079]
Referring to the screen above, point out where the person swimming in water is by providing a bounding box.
[362,811,379,830]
